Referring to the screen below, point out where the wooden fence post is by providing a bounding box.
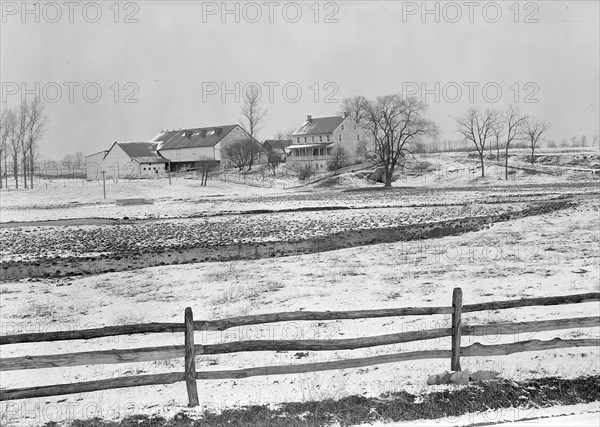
[184,307,199,407]
[451,287,463,371]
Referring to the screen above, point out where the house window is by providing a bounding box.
[327,148,332,155]
[312,136,315,142]
[319,136,322,142]
[342,125,344,130]
[297,137,300,144]
[327,135,330,142]
[339,135,342,142]
[304,137,307,143]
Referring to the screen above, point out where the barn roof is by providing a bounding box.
[151,130,180,144]
[158,125,240,150]
[292,116,346,136]
[117,142,161,158]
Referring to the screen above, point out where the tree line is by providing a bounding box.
[0,99,48,189]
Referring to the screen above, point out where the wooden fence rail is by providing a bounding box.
[3,292,597,345]
[1,290,598,405]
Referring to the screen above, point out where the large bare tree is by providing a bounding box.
[501,105,528,179]
[340,95,370,128]
[25,98,47,189]
[456,108,498,178]
[239,85,266,170]
[365,95,438,187]
[524,117,550,165]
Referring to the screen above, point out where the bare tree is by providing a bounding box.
[246,138,263,171]
[456,108,498,178]
[327,147,347,171]
[239,85,266,170]
[366,95,438,187]
[491,114,503,160]
[25,98,47,189]
[501,105,528,179]
[274,128,295,142]
[16,102,29,188]
[6,107,20,188]
[524,117,550,165]
[0,106,8,189]
[340,96,370,128]
[592,135,599,147]
[222,139,262,171]
[222,139,249,171]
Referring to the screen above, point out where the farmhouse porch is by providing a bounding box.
[287,143,333,162]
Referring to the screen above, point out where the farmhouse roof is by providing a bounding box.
[158,125,240,150]
[292,116,346,136]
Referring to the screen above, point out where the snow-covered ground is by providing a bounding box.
[0,153,598,426]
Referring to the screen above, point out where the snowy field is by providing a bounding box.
[0,152,599,426]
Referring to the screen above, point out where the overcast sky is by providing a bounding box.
[1,0,598,159]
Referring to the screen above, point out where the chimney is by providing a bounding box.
[214,127,222,135]
[307,115,312,122]
[184,130,193,138]
[200,129,207,137]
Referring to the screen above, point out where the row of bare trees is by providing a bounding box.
[0,99,47,189]
[456,105,550,178]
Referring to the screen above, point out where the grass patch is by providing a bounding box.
[50,375,600,427]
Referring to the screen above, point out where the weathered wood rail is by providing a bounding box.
[1,290,598,404]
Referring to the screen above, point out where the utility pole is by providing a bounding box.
[168,162,172,185]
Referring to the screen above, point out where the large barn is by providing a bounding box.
[154,125,258,171]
